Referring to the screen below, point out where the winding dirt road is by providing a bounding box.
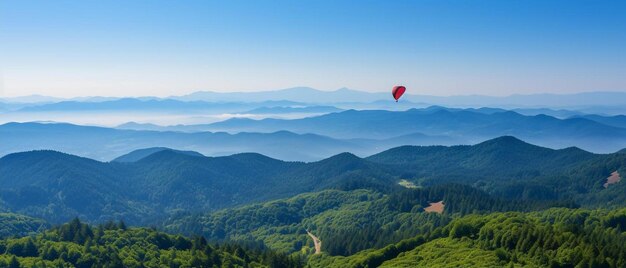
[306,230,322,254]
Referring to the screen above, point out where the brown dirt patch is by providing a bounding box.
[424,200,445,213]
[604,171,621,188]
[306,230,322,254]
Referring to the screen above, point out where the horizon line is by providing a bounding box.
[1,87,625,101]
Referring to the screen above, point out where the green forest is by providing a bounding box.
[0,218,301,268]
[166,184,576,256]
[0,207,624,267]
[308,208,626,267]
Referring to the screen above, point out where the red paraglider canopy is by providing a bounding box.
[392,86,406,102]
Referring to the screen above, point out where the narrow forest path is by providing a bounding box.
[306,230,322,254]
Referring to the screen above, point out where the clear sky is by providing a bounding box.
[1,0,625,97]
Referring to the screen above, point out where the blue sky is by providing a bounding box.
[1,0,625,97]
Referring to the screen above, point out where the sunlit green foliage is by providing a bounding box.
[0,218,302,268]
[168,184,574,257]
[308,208,626,268]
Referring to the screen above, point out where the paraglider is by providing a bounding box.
[392,85,406,102]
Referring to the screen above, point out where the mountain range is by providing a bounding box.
[0,136,623,226]
[3,105,626,163]
[168,88,626,109]
[4,88,626,112]
[206,107,626,153]
[0,122,365,161]
[13,98,310,114]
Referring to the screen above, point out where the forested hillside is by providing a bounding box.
[0,136,623,225]
[0,151,142,223]
[0,214,48,239]
[368,136,626,204]
[308,208,626,268]
[166,185,577,256]
[0,218,301,268]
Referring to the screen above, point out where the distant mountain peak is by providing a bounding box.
[557,146,588,152]
[229,152,287,164]
[320,152,362,163]
[481,135,525,144]
[333,87,364,93]
[472,136,548,153]
[2,149,71,160]
[112,147,204,163]
[422,105,449,111]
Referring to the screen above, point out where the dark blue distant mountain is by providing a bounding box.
[112,147,204,162]
[0,122,363,161]
[571,114,626,129]
[0,101,42,112]
[205,107,626,153]
[511,108,584,118]
[411,91,626,110]
[2,122,472,161]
